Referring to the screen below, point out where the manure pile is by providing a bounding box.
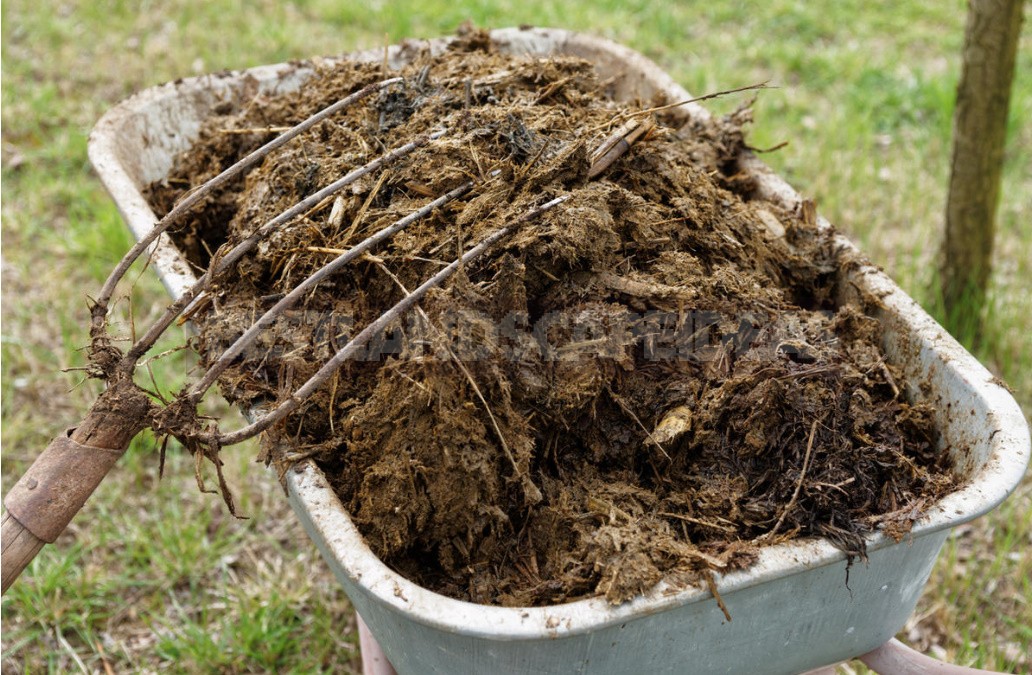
[148,31,954,606]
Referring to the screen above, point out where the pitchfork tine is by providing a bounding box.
[217,194,569,445]
[190,171,501,399]
[93,77,403,327]
[121,128,446,371]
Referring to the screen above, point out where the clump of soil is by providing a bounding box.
[147,30,955,606]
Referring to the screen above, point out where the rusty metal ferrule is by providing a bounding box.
[4,428,126,543]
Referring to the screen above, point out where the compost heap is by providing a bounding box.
[148,33,955,607]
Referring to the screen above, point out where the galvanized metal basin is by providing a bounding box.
[88,27,1029,675]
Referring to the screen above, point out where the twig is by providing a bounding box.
[145,362,169,404]
[774,365,840,381]
[633,81,772,116]
[533,75,575,104]
[306,246,348,255]
[589,81,772,133]
[92,639,116,675]
[703,569,732,622]
[218,126,292,134]
[297,192,339,223]
[659,512,735,533]
[763,419,819,540]
[340,168,390,246]
[137,342,195,368]
[751,140,789,153]
[328,371,339,434]
[814,476,856,496]
[610,390,671,460]
[588,118,657,178]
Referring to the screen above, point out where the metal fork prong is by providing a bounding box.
[94,77,404,321]
[214,129,448,275]
[217,194,569,446]
[122,129,445,370]
[190,174,495,398]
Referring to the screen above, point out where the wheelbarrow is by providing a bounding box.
[82,27,1029,674]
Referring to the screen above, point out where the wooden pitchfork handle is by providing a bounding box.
[1,379,150,594]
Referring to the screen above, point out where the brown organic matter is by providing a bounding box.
[147,32,955,606]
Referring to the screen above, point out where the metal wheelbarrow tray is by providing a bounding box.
[87,27,1030,675]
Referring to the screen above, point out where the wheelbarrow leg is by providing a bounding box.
[358,614,397,675]
[799,638,1007,674]
[859,638,1002,674]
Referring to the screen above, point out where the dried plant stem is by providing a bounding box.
[610,390,670,459]
[218,126,292,134]
[629,81,770,118]
[703,569,732,622]
[763,419,820,541]
[659,512,735,534]
[588,81,771,134]
[218,195,568,445]
[340,168,390,245]
[306,246,350,255]
[588,118,656,178]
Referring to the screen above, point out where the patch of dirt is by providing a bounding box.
[147,29,955,606]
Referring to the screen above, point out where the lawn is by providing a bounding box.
[2,0,1029,672]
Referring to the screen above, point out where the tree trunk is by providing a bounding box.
[941,0,1024,336]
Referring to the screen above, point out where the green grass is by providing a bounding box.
[2,0,1029,672]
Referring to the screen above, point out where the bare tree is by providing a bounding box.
[941,0,1024,335]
